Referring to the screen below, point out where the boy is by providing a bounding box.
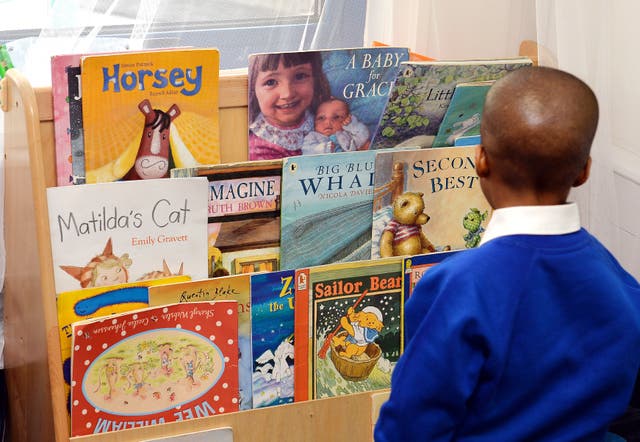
[301,97,370,154]
[375,66,640,441]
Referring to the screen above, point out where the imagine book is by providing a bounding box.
[46,177,209,294]
[294,257,403,401]
[370,57,532,149]
[371,146,492,259]
[70,300,239,436]
[80,47,220,183]
[280,150,376,270]
[248,46,409,160]
[250,269,295,408]
[171,160,282,278]
[147,274,253,410]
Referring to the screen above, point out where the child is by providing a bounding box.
[301,97,370,154]
[375,66,640,441]
[248,52,331,160]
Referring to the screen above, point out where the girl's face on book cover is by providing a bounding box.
[255,60,315,128]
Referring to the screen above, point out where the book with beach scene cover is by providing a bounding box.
[70,300,239,436]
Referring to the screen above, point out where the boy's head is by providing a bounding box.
[476,66,599,208]
[314,98,350,136]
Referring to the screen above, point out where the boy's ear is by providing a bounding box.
[475,144,490,178]
[572,156,592,187]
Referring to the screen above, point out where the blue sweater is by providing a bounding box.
[375,229,640,441]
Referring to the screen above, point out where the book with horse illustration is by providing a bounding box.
[46,177,209,294]
[293,257,403,401]
[280,149,376,270]
[80,47,220,183]
[70,300,239,436]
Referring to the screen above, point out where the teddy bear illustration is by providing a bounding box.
[331,306,384,360]
[379,191,437,257]
[462,208,488,248]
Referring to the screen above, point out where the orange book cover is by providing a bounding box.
[70,300,239,436]
[293,267,310,401]
[294,258,403,401]
[80,48,220,183]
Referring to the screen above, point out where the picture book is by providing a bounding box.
[432,80,493,147]
[80,47,220,183]
[371,146,492,259]
[147,274,253,410]
[370,57,532,149]
[141,427,233,442]
[56,275,190,420]
[46,177,209,294]
[294,257,403,401]
[454,135,482,146]
[171,160,282,278]
[248,46,409,160]
[70,300,239,436]
[51,53,85,186]
[250,269,295,408]
[402,250,460,299]
[280,150,376,269]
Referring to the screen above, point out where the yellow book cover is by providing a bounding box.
[148,275,254,410]
[80,48,220,183]
[56,275,190,423]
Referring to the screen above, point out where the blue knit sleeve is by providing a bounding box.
[375,257,495,441]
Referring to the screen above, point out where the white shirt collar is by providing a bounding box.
[479,203,581,246]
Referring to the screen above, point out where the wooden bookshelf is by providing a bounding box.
[0,68,388,442]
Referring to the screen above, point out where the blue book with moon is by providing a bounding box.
[280,150,377,270]
[432,80,493,147]
[251,269,295,408]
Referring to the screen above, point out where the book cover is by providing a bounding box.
[294,257,403,401]
[402,251,460,299]
[432,80,493,147]
[250,269,295,408]
[46,177,209,294]
[454,134,482,146]
[248,46,409,160]
[51,54,84,186]
[171,160,282,277]
[80,48,220,183]
[280,150,376,269]
[371,146,492,259]
[147,274,253,410]
[57,275,190,419]
[70,300,239,436]
[370,57,532,149]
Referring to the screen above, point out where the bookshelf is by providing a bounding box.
[0,68,389,442]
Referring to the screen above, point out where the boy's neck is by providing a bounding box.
[487,187,570,210]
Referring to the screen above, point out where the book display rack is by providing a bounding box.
[0,68,388,442]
